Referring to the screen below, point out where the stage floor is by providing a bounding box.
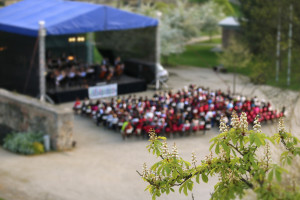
[47,75,147,103]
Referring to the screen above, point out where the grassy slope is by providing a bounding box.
[167,38,221,68]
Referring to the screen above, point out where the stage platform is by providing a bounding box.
[47,75,147,104]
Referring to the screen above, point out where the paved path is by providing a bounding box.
[185,35,221,45]
[0,66,299,200]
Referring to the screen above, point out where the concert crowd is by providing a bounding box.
[73,85,285,139]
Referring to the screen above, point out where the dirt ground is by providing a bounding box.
[0,66,299,200]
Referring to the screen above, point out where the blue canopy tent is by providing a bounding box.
[0,0,158,101]
[0,0,158,36]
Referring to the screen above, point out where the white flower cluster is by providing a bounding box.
[154,175,160,181]
[262,143,272,170]
[191,151,197,167]
[278,117,286,133]
[149,129,157,141]
[142,163,149,178]
[230,111,240,129]
[240,112,248,132]
[219,117,229,133]
[218,148,227,161]
[162,141,170,158]
[253,116,262,133]
[172,143,179,159]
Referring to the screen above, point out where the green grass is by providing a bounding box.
[167,38,221,68]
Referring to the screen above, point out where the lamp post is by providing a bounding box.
[39,21,46,102]
[155,11,162,90]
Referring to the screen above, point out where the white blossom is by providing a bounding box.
[219,117,229,133]
[278,117,286,133]
[172,143,179,159]
[162,141,169,158]
[240,112,248,132]
[230,111,240,129]
[191,151,197,167]
[253,116,262,133]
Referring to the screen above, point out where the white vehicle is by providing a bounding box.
[156,63,169,83]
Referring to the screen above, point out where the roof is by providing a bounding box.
[0,0,158,37]
[219,16,240,27]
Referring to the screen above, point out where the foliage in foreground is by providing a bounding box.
[138,112,300,200]
[3,132,45,155]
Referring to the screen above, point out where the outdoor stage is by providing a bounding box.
[47,75,147,103]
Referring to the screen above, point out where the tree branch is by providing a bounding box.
[241,177,254,189]
[228,143,244,156]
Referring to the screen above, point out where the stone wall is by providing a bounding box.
[0,89,74,150]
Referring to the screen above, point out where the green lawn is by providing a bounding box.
[167,38,221,68]
[166,37,300,91]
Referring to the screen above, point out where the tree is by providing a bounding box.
[218,39,252,95]
[238,0,300,85]
[198,1,225,41]
[138,113,300,200]
[122,0,226,64]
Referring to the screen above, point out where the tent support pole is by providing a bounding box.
[39,21,46,102]
[38,21,54,104]
[155,11,162,90]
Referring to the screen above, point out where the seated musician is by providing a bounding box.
[106,67,114,82]
[99,64,107,80]
[114,56,124,78]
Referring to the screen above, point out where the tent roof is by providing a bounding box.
[219,17,240,27]
[0,0,158,37]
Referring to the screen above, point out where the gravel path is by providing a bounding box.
[0,66,299,200]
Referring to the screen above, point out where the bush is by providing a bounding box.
[3,132,45,155]
[32,142,45,154]
[140,114,300,200]
[249,60,270,84]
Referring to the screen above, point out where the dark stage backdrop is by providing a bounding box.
[0,31,39,97]
[95,27,156,83]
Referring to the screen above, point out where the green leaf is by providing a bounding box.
[187,181,193,191]
[250,133,255,144]
[196,173,200,184]
[215,143,220,154]
[275,168,282,182]
[170,188,175,192]
[221,142,229,154]
[267,169,273,181]
[202,174,208,183]
[183,184,188,196]
[157,136,166,140]
[166,188,170,194]
[183,160,191,167]
[165,166,171,175]
[209,141,217,151]
[254,137,262,147]
[287,156,292,165]
[179,184,184,194]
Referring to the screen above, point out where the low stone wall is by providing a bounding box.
[0,89,74,150]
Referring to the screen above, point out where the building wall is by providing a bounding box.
[222,27,239,49]
[0,89,74,150]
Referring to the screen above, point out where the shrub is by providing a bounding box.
[32,142,45,154]
[139,113,300,200]
[3,132,45,155]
